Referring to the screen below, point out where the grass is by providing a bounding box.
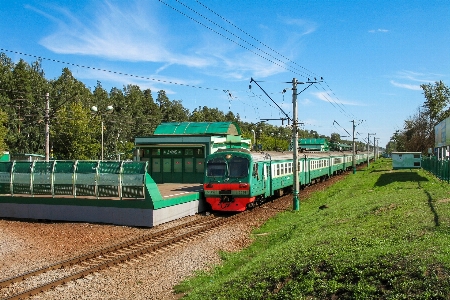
[174,159,450,299]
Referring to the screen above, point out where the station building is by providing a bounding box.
[134,122,250,183]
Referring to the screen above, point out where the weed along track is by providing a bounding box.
[0,214,243,300]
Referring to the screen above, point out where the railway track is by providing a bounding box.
[0,170,352,300]
[0,212,245,300]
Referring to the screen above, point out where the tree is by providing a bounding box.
[397,81,450,153]
[157,90,189,122]
[421,81,450,123]
[0,109,9,153]
[51,102,100,160]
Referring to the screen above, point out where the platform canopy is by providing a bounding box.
[153,122,241,136]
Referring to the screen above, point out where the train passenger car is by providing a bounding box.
[203,149,293,212]
[203,149,371,212]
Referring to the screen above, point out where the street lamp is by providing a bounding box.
[91,105,114,160]
[251,129,255,150]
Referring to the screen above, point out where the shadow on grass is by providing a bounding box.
[424,189,440,227]
[375,171,429,187]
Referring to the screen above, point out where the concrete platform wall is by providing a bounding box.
[0,200,207,227]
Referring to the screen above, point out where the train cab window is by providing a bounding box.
[206,158,226,177]
[228,157,249,177]
[252,163,258,177]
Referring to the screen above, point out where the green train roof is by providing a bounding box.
[154,122,242,136]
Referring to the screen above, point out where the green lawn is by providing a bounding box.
[175,158,450,299]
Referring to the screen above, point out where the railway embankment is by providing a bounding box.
[176,158,450,299]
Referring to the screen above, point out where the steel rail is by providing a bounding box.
[0,213,244,300]
[0,215,218,288]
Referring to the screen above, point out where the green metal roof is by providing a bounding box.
[153,122,242,136]
[299,138,328,145]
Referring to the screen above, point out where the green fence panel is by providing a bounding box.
[75,161,98,197]
[32,161,54,195]
[0,162,13,194]
[12,162,33,195]
[422,157,450,183]
[97,161,120,197]
[53,161,75,195]
[0,160,148,200]
[122,161,147,199]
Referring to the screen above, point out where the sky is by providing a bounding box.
[0,0,449,148]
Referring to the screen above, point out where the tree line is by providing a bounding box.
[0,53,370,160]
[386,81,450,155]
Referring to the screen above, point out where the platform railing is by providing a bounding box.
[0,160,148,199]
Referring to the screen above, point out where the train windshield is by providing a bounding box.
[228,157,249,178]
[206,156,250,178]
[206,157,227,177]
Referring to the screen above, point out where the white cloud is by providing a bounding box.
[312,91,362,106]
[281,17,317,36]
[369,29,389,33]
[395,70,443,83]
[390,80,422,90]
[31,1,211,68]
[30,1,298,83]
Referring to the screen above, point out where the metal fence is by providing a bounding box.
[421,156,450,182]
[0,160,148,199]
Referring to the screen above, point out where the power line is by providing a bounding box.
[0,48,225,92]
[157,0,309,78]
[174,0,313,78]
[194,0,317,79]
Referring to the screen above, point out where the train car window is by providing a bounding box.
[206,158,226,177]
[276,164,280,176]
[229,157,249,178]
[253,163,258,177]
[284,163,288,174]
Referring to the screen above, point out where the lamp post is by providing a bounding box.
[251,129,255,151]
[91,105,114,160]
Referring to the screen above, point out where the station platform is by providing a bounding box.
[0,161,206,227]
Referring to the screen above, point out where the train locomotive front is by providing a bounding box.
[203,149,264,212]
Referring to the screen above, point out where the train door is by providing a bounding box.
[264,163,271,197]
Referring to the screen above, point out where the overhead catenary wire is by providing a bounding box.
[157,0,314,79]
[172,0,313,79]
[189,1,354,122]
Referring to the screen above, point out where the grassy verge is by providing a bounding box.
[174,158,450,299]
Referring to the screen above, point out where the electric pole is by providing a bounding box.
[45,92,50,161]
[367,133,375,167]
[352,120,356,174]
[292,78,299,211]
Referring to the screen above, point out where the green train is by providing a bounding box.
[203,149,372,212]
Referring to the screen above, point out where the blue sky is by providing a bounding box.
[1,0,449,147]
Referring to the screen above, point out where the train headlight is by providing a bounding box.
[239,183,248,188]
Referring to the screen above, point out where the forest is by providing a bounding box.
[1,52,447,160]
